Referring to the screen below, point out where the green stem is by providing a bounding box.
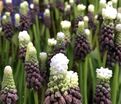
[15,60,21,81]
[33,24,40,53]
[29,29,33,40]
[83,57,88,104]
[19,64,25,104]
[0,36,2,54]
[34,91,39,104]
[118,0,121,7]
[51,11,56,37]
[81,0,87,5]
[89,57,96,94]
[112,64,119,104]
[45,28,50,51]
[23,86,28,104]
[35,16,41,44]
[118,70,121,104]
[5,40,10,64]
[40,86,46,104]
[79,61,83,94]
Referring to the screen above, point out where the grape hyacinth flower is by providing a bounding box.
[24,42,43,90]
[44,53,82,104]
[108,24,121,66]
[39,52,47,69]
[19,1,32,31]
[94,67,112,104]
[0,66,18,104]
[4,0,13,13]
[47,32,67,65]
[43,8,51,28]
[87,4,96,31]
[99,4,117,52]
[14,13,20,28]
[39,52,48,82]
[55,0,64,12]
[74,21,91,60]
[1,12,14,39]
[106,23,121,67]
[48,38,57,47]
[97,0,106,22]
[71,4,86,33]
[54,32,66,54]
[64,3,71,19]
[18,31,31,61]
[29,0,40,23]
[75,0,81,4]
[61,20,71,42]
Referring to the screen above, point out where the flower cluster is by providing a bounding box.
[50,53,69,73]
[94,67,112,104]
[24,42,43,90]
[102,5,117,20]
[96,67,112,80]
[45,53,82,104]
[18,31,31,61]
[0,66,18,104]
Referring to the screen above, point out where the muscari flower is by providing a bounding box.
[102,4,117,20]
[39,52,47,68]
[87,4,96,31]
[107,23,121,67]
[64,3,71,19]
[4,0,13,13]
[56,32,67,52]
[99,3,116,52]
[14,13,20,28]
[29,0,40,22]
[100,0,106,8]
[50,53,69,73]
[19,1,32,31]
[61,20,71,29]
[48,33,66,66]
[29,3,40,22]
[71,4,86,33]
[74,21,91,60]
[24,42,43,90]
[69,0,74,5]
[39,52,47,64]
[61,20,71,42]
[0,66,18,104]
[44,53,82,104]
[94,67,112,104]
[48,38,57,47]
[55,0,64,12]
[18,30,31,61]
[1,12,14,40]
[77,4,86,12]
[72,16,83,33]
[43,8,51,28]
[116,13,121,23]
[99,22,114,52]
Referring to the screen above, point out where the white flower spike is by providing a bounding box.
[61,20,71,29]
[77,4,86,11]
[88,4,94,13]
[102,5,117,20]
[50,53,69,73]
[48,38,57,46]
[18,31,30,43]
[57,32,65,41]
[96,67,112,80]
